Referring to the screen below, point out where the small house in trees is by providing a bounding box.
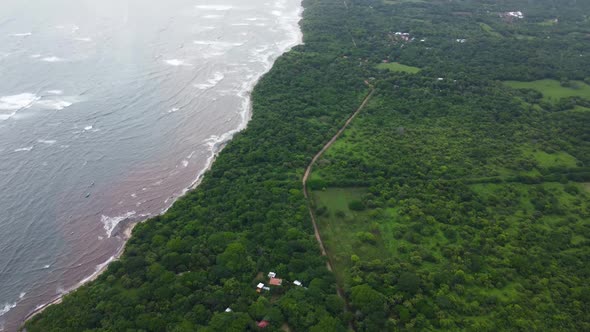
[256,283,265,293]
[293,280,303,287]
[267,272,276,278]
[257,320,270,328]
[225,308,232,313]
[269,278,283,286]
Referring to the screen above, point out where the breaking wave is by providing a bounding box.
[101,211,136,238]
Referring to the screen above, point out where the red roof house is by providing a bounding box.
[257,320,270,328]
[269,278,283,286]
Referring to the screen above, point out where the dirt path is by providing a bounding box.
[303,88,374,202]
[302,88,374,330]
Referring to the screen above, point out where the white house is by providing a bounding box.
[507,11,524,19]
[293,280,303,287]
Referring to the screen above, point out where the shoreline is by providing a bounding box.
[21,4,304,329]
[22,219,137,324]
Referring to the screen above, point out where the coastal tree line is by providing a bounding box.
[26,0,590,331]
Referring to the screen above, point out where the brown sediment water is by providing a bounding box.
[0,0,303,330]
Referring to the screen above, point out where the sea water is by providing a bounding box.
[0,0,302,330]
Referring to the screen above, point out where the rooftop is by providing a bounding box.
[269,278,283,286]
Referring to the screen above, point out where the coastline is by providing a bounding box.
[21,4,304,329]
[22,220,136,324]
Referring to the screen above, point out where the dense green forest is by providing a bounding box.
[26,0,589,331]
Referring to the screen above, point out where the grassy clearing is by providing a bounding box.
[312,188,384,281]
[538,19,558,26]
[505,79,590,102]
[514,34,536,40]
[479,23,502,37]
[521,146,579,168]
[572,105,590,112]
[376,62,421,74]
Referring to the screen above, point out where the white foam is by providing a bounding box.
[182,160,189,168]
[30,54,41,58]
[56,24,80,33]
[14,146,33,152]
[272,10,282,16]
[182,3,304,202]
[35,99,73,110]
[0,112,16,121]
[84,125,93,131]
[164,59,191,67]
[274,0,287,8]
[195,5,233,10]
[38,139,57,145]
[167,107,180,113]
[0,302,16,317]
[194,72,225,90]
[41,56,65,62]
[0,292,26,318]
[101,211,136,238]
[74,37,92,42]
[43,264,51,269]
[0,93,78,116]
[78,255,116,285]
[193,40,243,47]
[0,93,39,111]
[10,32,32,37]
[202,14,223,19]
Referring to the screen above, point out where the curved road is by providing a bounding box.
[302,88,375,260]
[302,88,374,330]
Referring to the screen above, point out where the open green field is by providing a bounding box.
[310,72,589,329]
[522,146,579,169]
[505,79,590,101]
[312,188,380,281]
[573,105,590,112]
[479,23,502,37]
[538,19,559,26]
[376,62,421,73]
[313,176,590,329]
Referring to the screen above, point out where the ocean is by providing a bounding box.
[0,0,302,330]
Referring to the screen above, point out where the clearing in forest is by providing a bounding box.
[505,79,590,102]
[376,62,421,74]
[310,78,590,328]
